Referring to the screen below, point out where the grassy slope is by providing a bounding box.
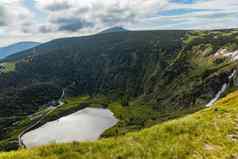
[0,94,203,151]
[1,91,238,158]
[40,96,203,138]
[0,29,237,146]
[0,29,238,155]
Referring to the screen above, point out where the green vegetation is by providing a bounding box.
[1,90,238,158]
[0,94,203,152]
[103,100,203,137]
[0,29,238,154]
[0,83,61,117]
[1,29,237,115]
[0,108,53,151]
[0,62,16,73]
[42,95,202,137]
[41,96,90,122]
[0,96,89,151]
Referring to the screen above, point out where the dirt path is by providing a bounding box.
[18,107,57,147]
[18,89,65,148]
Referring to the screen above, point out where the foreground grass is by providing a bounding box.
[1,91,238,158]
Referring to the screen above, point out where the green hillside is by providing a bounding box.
[0,29,238,152]
[2,29,238,115]
[1,90,238,159]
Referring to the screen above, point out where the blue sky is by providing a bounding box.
[0,0,238,46]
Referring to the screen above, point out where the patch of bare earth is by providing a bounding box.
[204,144,217,151]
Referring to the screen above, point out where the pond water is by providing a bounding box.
[22,108,118,148]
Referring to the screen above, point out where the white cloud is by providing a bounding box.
[1,0,35,35]
[0,0,238,46]
[34,0,169,33]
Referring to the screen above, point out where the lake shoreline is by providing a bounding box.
[22,108,118,148]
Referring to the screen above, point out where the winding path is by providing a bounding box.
[18,89,65,148]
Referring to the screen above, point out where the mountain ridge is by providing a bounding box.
[0,42,40,59]
[99,26,128,34]
[0,29,238,153]
[2,29,238,109]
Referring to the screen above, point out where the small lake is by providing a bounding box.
[22,108,118,148]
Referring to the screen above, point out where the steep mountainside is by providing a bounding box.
[0,42,40,59]
[2,30,187,111]
[3,29,238,112]
[0,29,238,152]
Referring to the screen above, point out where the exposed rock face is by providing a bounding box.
[213,48,238,61]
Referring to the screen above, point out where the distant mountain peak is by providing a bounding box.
[99,26,128,34]
[0,41,40,59]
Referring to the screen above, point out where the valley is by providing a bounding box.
[1,0,238,158]
[0,29,238,158]
[1,89,238,159]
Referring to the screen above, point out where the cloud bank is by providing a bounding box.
[34,0,167,33]
[0,0,238,46]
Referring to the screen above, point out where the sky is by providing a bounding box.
[0,0,238,47]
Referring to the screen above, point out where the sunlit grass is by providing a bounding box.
[1,91,238,158]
